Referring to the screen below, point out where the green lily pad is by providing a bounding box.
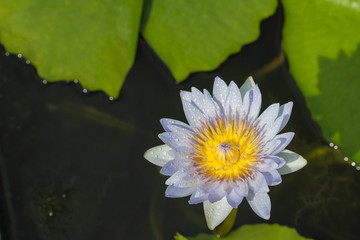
[282,0,360,163]
[0,0,143,97]
[175,224,312,240]
[141,0,277,81]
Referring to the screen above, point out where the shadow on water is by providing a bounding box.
[310,44,360,161]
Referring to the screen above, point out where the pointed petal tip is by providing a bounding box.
[215,76,224,81]
[277,149,307,175]
[246,76,255,85]
[240,76,256,96]
[203,197,233,230]
[144,144,173,167]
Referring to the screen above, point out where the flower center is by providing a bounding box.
[190,116,263,182]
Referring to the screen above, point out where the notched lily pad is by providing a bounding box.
[0,0,144,97]
[142,0,278,81]
[282,0,360,163]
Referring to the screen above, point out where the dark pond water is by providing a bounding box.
[0,6,359,240]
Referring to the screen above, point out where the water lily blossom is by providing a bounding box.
[144,76,307,230]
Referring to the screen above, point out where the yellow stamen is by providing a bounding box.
[190,116,262,182]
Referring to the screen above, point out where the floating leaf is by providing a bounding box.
[176,224,312,240]
[0,0,143,97]
[141,0,277,81]
[282,0,360,163]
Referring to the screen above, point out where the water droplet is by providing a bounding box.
[357,166,360,171]
[49,212,53,217]
[109,96,114,101]
[42,80,47,84]
[334,145,338,150]
[74,79,79,83]
[329,142,334,147]
[344,157,349,161]
[17,53,22,58]
[83,89,88,93]
[26,60,30,64]
[351,162,356,166]
[5,52,10,56]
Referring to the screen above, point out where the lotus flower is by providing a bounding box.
[144,76,307,230]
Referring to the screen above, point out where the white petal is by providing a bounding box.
[201,89,220,118]
[277,149,307,175]
[203,197,233,230]
[181,96,204,127]
[213,76,228,107]
[239,76,255,97]
[144,144,173,167]
[247,192,271,220]
[224,81,242,116]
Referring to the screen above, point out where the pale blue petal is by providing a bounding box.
[165,185,195,198]
[256,158,279,172]
[203,89,221,117]
[165,170,188,185]
[268,155,286,168]
[233,181,249,197]
[226,190,244,208]
[189,187,209,204]
[240,85,262,121]
[165,124,193,141]
[263,170,282,186]
[247,192,271,220]
[265,132,295,155]
[181,91,205,127]
[261,115,284,143]
[248,173,269,193]
[255,103,280,130]
[160,118,192,132]
[160,159,186,176]
[277,102,293,132]
[158,132,190,149]
[208,184,227,203]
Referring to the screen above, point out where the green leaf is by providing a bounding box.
[141,0,277,81]
[0,0,143,97]
[282,0,360,163]
[178,224,312,240]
